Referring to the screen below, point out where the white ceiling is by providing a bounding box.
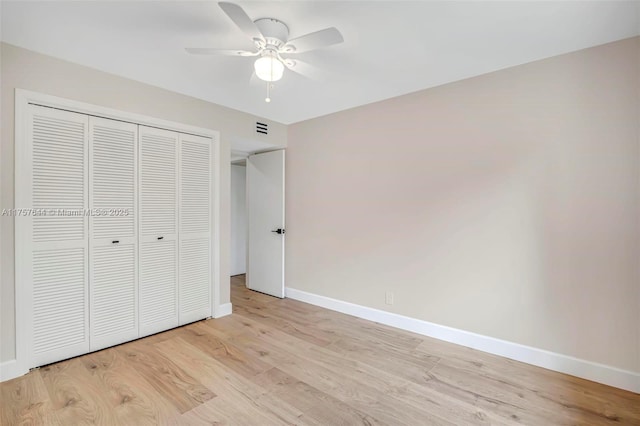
[2,1,639,125]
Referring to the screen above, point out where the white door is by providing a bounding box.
[89,117,138,351]
[247,150,285,298]
[178,133,212,324]
[138,125,179,336]
[18,105,90,367]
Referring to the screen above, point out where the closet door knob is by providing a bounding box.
[112,240,120,244]
[157,236,164,240]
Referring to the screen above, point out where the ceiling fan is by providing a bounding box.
[185,2,344,102]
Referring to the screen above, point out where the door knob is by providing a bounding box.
[271,228,285,234]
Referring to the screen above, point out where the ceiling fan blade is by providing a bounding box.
[185,48,258,56]
[218,2,264,42]
[283,27,343,53]
[281,58,325,81]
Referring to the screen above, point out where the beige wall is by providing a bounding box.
[0,43,287,362]
[287,37,640,373]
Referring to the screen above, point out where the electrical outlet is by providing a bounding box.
[385,291,394,305]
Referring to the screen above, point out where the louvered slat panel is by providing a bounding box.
[179,238,210,314]
[32,113,86,242]
[140,130,177,237]
[88,117,138,351]
[91,244,136,342]
[32,248,86,354]
[26,106,90,368]
[91,120,136,239]
[139,240,178,334]
[138,126,178,335]
[34,218,84,241]
[181,139,210,234]
[179,134,212,324]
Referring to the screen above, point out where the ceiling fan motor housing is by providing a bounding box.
[254,18,289,49]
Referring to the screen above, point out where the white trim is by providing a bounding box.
[213,302,233,318]
[286,287,640,394]
[14,88,30,383]
[16,89,219,139]
[231,150,249,163]
[13,89,223,382]
[281,151,286,297]
[211,132,222,323]
[0,360,25,382]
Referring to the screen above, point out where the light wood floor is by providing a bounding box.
[2,275,639,425]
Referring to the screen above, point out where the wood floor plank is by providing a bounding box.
[115,339,216,414]
[2,274,639,425]
[80,347,180,425]
[185,321,273,379]
[325,336,440,386]
[424,356,626,425]
[0,370,60,425]
[233,303,336,347]
[253,366,384,426]
[154,337,314,425]
[217,320,474,425]
[178,394,302,426]
[242,313,523,425]
[418,359,570,425]
[298,304,426,350]
[416,338,640,423]
[40,357,119,425]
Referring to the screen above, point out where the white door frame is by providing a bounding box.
[13,89,223,379]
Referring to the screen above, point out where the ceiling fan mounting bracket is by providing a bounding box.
[254,18,289,48]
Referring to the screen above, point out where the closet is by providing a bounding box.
[19,103,214,368]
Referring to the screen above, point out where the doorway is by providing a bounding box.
[230,149,286,298]
[231,162,247,276]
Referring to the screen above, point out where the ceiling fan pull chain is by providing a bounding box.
[265,81,271,103]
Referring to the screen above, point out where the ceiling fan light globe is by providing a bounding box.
[254,56,284,82]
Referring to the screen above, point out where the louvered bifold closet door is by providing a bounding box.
[179,134,212,324]
[89,117,138,351]
[22,105,90,367]
[138,126,179,337]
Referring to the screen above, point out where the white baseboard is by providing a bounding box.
[214,302,233,318]
[286,287,640,394]
[0,359,26,382]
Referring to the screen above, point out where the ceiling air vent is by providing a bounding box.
[256,122,268,135]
